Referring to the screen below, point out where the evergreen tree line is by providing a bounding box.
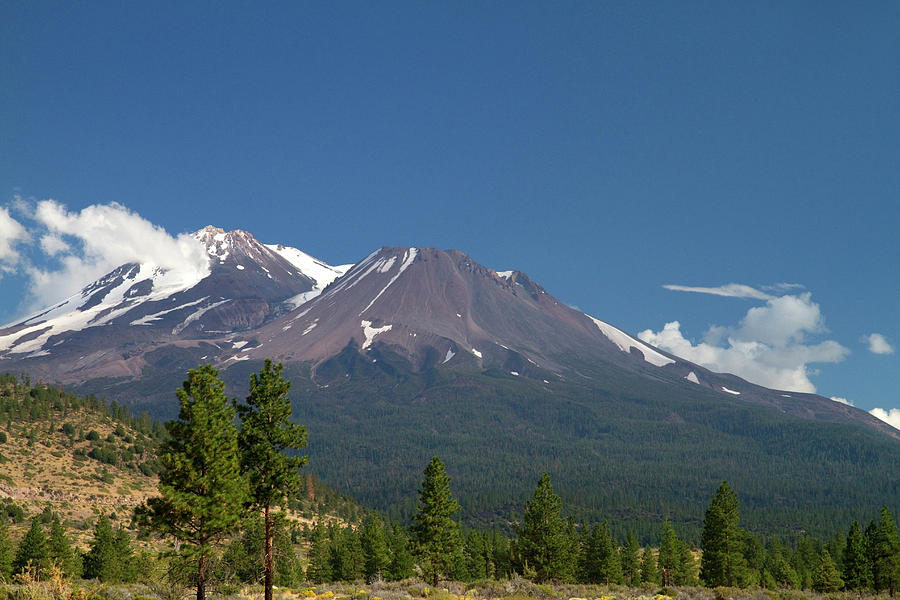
[0,512,139,584]
[0,373,164,440]
[509,476,900,594]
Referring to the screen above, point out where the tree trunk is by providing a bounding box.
[265,505,274,600]
[197,552,206,600]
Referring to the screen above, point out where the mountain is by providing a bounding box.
[1,229,897,540]
[0,226,348,382]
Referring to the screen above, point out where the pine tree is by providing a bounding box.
[658,519,680,587]
[678,540,698,586]
[306,521,333,583]
[844,521,872,592]
[0,516,14,581]
[621,530,642,586]
[114,527,138,582]
[411,457,463,587]
[464,530,488,581]
[361,516,390,583]
[236,359,308,600]
[47,515,80,578]
[13,518,48,578]
[700,480,748,587]
[516,472,571,583]
[387,524,415,581]
[865,520,880,589]
[330,524,364,581]
[583,522,621,585]
[83,514,119,581]
[766,540,799,589]
[140,364,249,600]
[641,547,659,585]
[812,550,844,593]
[874,506,900,596]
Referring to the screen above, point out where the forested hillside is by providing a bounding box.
[212,356,900,543]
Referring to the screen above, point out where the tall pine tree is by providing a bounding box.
[236,359,307,600]
[361,516,390,583]
[13,518,48,578]
[412,457,463,587]
[387,524,415,581]
[874,506,900,596]
[141,364,249,600]
[621,530,642,586]
[844,521,872,592]
[700,480,748,587]
[641,547,659,585]
[516,473,571,583]
[47,515,80,578]
[658,519,680,587]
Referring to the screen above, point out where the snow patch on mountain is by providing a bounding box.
[685,371,700,384]
[586,315,675,367]
[0,262,211,354]
[721,386,741,395]
[361,320,392,349]
[171,299,231,335]
[302,320,319,336]
[131,297,210,326]
[265,243,349,287]
[359,248,419,316]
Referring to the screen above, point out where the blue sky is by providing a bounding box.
[1,2,898,423]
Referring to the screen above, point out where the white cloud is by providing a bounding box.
[2,198,211,311]
[869,408,900,430]
[761,283,806,293]
[830,396,853,406]
[863,333,894,355]
[662,283,774,300]
[638,291,849,393]
[39,233,70,256]
[0,206,30,272]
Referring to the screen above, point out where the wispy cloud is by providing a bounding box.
[662,283,774,300]
[830,396,853,406]
[761,283,806,294]
[869,407,900,430]
[863,333,894,355]
[639,289,849,393]
[1,197,210,314]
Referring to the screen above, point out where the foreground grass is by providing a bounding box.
[2,573,895,600]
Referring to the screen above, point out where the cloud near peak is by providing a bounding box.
[1,197,210,316]
[638,287,849,393]
[0,206,30,272]
[869,408,900,430]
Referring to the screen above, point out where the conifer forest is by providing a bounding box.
[1,367,898,600]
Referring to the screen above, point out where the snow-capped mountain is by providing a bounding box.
[0,231,893,438]
[0,226,348,379]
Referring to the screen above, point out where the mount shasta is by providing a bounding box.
[2,227,897,538]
